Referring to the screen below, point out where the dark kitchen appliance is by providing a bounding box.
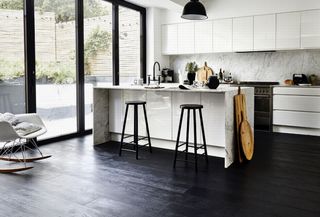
[161,68,174,83]
[236,81,279,132]
[293,74,308,85]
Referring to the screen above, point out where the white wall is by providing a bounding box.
[146,8,170,77]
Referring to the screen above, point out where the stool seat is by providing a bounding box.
[180,104,203,109]
[125,101,146,105]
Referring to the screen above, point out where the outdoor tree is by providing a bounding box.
[0,0,109,22]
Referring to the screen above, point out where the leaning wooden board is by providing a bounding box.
[234,90,244,162]
[196,62,213,82]
[240,95,254,160]
[234,87,254,162]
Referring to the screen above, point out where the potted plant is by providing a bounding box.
[185,62,198,85]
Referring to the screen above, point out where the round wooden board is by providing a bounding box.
[240,120,254,160]
[196,63,213,82]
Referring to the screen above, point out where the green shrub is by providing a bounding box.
[0,0,109,23]
[0,0,23,10]
[0,59,24,80]
[84,27,111,75]
[0,59,75,84]
[0,72,4,81]
[36,61,76,84]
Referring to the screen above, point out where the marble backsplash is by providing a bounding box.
[170,50,320,84]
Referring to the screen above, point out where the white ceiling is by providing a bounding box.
[125,0,188,11]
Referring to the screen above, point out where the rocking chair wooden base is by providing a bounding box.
[0,155,52,163]
[0,166,33,173]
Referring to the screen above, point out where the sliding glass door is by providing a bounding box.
[0,0,25,114]
[0,0,146,142]
[119,6,141,83]
[34,0,77,139]
[84,0,112,130]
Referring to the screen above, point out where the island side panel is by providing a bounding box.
[93,88,110,145]
[224,87,254,168]
[200,92,226,147]
[109,89,123,134]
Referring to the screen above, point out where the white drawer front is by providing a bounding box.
[273,87,320,96]
[273,110,320,129]
[273,95,320,112]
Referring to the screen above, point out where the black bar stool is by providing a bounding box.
[119,101,152,159]
[173,104,208,171]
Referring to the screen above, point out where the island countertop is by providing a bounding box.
[93,83,251,93]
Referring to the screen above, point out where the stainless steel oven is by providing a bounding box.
[238,82,279,132]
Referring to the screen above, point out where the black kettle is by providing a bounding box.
[207,75,220,89]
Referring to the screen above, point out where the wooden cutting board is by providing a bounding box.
[240,118,254,160]
[234,89,244,163]
[196,62,213,82]
[234,87,254,162]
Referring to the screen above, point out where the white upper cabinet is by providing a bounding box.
[161,24,178,55]
[178,22,195,54]
[233,16,254,52]
[276,12,301,50]
[213,18,233,53]
[254,14,276,51]
[194,21,213,54]
[301,10,320,49]
[161,9,320,55]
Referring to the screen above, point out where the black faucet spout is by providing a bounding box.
[153,61,161,81]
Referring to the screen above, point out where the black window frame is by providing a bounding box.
[106,0,147,85]
[23,0,147,144]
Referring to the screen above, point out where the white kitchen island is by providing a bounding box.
[93,84,254,168]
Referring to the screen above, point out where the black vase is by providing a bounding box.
[207,75,220,89]
[187,72,196,85]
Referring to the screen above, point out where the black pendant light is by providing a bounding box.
[181,0,208,20]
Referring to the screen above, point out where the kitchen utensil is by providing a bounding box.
[196,62,213,82]
[179,85,190,90]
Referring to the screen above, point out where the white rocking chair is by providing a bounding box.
[0,113,51,172]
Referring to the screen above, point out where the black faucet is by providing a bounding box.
[153,61,161,81]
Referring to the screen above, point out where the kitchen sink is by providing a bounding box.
[144,86,165,89]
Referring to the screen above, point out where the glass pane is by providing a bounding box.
[0,0,25,114]
[84,1,112,130]
[35,0,77,139]
[119,6,141,83]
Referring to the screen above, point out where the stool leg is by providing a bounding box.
[185,109,190,161]
[173,108,184,168]
[134,105,139,160]
[143,104,152,153]
[119,104,129,156]
[199,108,209,164]
[193,109,198,172]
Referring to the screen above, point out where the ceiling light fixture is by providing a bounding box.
[181,0,208,20]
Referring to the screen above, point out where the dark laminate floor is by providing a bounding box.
[0,131,319,217]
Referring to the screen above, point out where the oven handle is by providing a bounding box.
[255,95,271,98]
